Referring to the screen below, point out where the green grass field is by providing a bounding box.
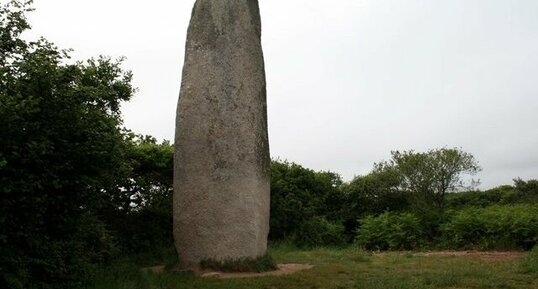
[91,246,537,289]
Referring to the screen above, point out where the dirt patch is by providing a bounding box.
[414,251,527,261]
[200,264,314,279]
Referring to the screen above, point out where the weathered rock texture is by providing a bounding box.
[173,0,270,269]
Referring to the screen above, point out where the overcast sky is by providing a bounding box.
[26,0,538,188]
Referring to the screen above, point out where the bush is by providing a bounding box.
[445,179,538,210]
[341,171,409,237]
[294,217,346,247]
[101,136,174,255]
[445,187,515,209]
[514,179,538,204]
[441,205,538,250]
[412,209,450,243]
[355,212,424,250]
[269,160,345,241]
[107,208,173,254]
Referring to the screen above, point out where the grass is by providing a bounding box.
[200,253,277,273]
[90,245,538,289]
[521,246,538,277]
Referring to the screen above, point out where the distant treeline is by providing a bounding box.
[269,160,538,250]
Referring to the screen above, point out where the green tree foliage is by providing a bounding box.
[269,160,345,245]
[446,179,538,209]
[445,186,515,209]
[103,135,174,253]
[513,178,538,203]
[340,169,408,235]
[100,135,173,215]
[375,148,481,210]
[294,216,346,247]
[0,1,136,287]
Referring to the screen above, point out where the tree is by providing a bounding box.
[101,135,174,253]
[99,134,173,215]
[341,168,409,235]
[269,160,345,244]
[375,148,481,210]
[513,178,538,203]
[0,1,136,287]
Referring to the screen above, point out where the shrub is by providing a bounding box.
[294,217,346,247]
[341,171,409,237]
[514,179,538,204]
[445,179,538,210]
[107,208,173,254]
[355,212,424,250]
[445,187,515,209]
[269,160,345,241]
[441,205,538,250]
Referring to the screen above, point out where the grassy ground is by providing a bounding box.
[90,245,537,289]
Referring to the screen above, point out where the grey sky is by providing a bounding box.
[27,0,538,188]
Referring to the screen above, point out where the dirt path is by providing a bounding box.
[142,263,315,279]
[201,264,314,279]
[412,251,527,261]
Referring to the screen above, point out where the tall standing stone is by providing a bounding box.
[173,0,270,269]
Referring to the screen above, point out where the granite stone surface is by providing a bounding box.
[174,0,270,269]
